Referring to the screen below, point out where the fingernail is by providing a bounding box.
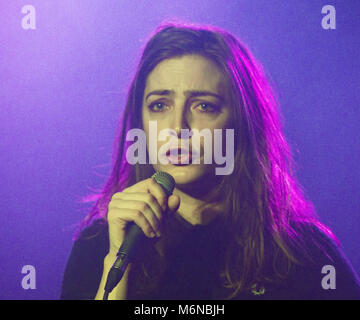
[149,232,155,238]
[156,231,161,237]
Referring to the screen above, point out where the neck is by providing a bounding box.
[173,183,225,226]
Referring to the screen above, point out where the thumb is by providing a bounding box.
[167,194,180,214]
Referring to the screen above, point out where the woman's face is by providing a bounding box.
[142,54,233,189]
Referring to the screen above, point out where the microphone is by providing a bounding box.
[103,171,175,298]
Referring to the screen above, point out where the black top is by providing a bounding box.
[60,213,360,300]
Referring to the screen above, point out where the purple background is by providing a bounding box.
[0,1,359,299]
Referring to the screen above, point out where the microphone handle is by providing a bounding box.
[103,223,145,294]
[104,171,175,296]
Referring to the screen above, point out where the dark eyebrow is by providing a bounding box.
[145,90,173,101]
[145,89,225,102]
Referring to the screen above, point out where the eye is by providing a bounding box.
[196,102,220,113]
[148,102,167,112]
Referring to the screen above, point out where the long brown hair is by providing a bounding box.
[77,21,337,298]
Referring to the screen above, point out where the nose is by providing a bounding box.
[170,105,191,137]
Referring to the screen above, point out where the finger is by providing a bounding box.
[167,195,180,214]
[109,199,162,235]
[123,178,169,212]
[107,207,156,238]
[111,192,163,221]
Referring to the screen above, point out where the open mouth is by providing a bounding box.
[166,147,193,165]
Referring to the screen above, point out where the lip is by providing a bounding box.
[166,147,191,156]
[166,147,192,165]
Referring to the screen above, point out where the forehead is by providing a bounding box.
[144,55,228,95]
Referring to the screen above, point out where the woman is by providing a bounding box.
[60,22,360,300]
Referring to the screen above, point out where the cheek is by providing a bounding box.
[205,114,232,131]
[141,108,148,130]
[219,109,234,130]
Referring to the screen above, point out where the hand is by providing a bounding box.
[106,177,180,257]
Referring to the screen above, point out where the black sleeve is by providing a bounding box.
[294,225,360,300]
[60,220,109,300]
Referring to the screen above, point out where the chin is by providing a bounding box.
[154,163,213,186]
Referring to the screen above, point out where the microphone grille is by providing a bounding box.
[151,171,175,196]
